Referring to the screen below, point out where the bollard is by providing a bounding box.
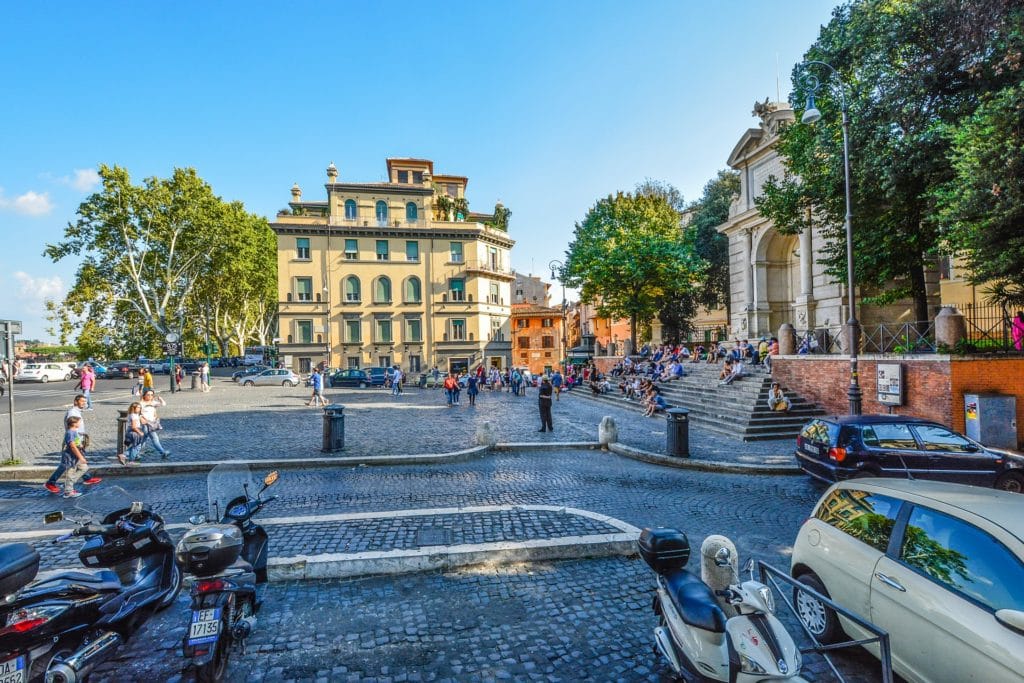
[598,416,618,447]
[665,407,690,458]
[190,372,199,390]
[116,409,129,455]
[321,404,345,452]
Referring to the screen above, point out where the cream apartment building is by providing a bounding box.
[272,158,514,375]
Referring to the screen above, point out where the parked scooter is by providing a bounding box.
[0,487,181,683]
[176,464,278,682]
[639,529,806,682]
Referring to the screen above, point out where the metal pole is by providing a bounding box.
[840,104,862,415]
[4,333,15,464]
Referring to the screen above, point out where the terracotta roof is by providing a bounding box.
[511,304,561,316]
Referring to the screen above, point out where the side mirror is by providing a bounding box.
[263,471,279,488]
[964,443,980,453]
[188,514,207,525]
[996,609,1024,636]
[714,547,732,567]
[43,511,64,524]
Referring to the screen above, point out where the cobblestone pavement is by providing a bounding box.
[0,381,795,468]
[0,449,881,681]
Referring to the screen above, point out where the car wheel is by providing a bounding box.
[794,573,843,644]
[995,471,1024,494]
[359,382,367,388]
[128,371,135,379]
[243,380,255,387]
[64,373,71,381]
[40,375,49,383]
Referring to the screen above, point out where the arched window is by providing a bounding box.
[375,200,388,224]
[374,276,392,303]
[344,199,357,219]
[344,276,361,302]
[406,202,418,221]
[404,276,421,303]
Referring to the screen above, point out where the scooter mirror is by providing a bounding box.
[188,514,206,525]
[263,471,279,488]
[43,511,64,524]
[714,547,732,567]
[743,557,755,576]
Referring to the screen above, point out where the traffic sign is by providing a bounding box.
[0,320,22,335]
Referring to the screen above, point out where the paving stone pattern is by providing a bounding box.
[0,380,796,468]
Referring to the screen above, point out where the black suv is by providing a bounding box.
[796,415,1024,493]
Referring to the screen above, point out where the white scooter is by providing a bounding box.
[639,529,807,682]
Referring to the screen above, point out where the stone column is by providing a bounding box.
[935,306,967,349]
[799,228,813,297]
[742,230,754,311]
[779,324,797,355]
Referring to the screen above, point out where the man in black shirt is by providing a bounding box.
[538,378,554,432]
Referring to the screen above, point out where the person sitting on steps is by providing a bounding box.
[720,359,744,385]
[768,382,792,412]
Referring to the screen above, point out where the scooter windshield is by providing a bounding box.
[207,463,256,522]
[73,485,135,523]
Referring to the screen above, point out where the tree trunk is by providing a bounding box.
[630,312,638,358]
[909,260,930,332]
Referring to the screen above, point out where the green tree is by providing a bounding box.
[758,0,1022,324]
[562,190,704,353]
[937,81,1024,297]
[686,171,739,315]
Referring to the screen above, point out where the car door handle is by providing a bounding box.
[875,572,906,592]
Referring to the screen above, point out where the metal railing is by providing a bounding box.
[861,321,936,354]
[952,302,1022,353]
[755,561,894,683]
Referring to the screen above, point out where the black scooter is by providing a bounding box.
[0,495,181,683]
[176,467,278,682]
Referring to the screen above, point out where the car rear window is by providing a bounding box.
[800,420,838,446]
[860,423,917,449]
[815,488,903,552]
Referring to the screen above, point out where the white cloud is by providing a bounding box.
[13,271,65,303]
[0,189,54,216]
[68,168,100,192]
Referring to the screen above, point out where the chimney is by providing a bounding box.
[290,183,302,202]
[326,161,338,184]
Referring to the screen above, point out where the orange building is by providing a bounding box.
[510,304,565,374]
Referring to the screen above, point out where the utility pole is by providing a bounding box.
[1,320,22,464]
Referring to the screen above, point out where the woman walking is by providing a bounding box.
[79,364,96,410]
[200,362,211,392]
[466,374,479,406]
[1013,311,1024,352]
[537,378,554,432]
[140,389,171,459]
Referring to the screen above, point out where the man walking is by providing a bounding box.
[391,366,404,396]
[537,377,554,432]
[442,373,458,407]
[45,395,101,493]
[306,368,327,407]
[551,369,564,400]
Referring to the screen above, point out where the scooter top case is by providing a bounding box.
[0,544,39,597]
[638,527,691,575]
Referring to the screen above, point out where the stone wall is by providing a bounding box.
[773,355,1023,447]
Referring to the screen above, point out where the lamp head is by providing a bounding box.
[801,93,822,124]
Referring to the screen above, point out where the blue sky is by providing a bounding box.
[0,1,837,342]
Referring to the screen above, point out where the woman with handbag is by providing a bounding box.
[119,402,147,465]
[139,389,171,459]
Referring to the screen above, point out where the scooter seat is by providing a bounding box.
[35,569,122,592]
[665,570,727,633]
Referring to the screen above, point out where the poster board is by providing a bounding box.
[876,363,903,406]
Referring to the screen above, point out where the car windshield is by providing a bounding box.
[207,463,257,521]
[74,485,134,523]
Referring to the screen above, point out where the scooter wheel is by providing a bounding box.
[193,619,231,682]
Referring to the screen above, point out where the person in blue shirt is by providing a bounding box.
[306,368,327,407]
[551,370,564,401]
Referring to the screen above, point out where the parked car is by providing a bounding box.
[15,362,70,383]
[232,365,268,382]
[239,368,300,387]
[329,369,372,388]
[102,360,144,379]
[791,478,1024,683]
[72,360,108,378]
[363,367,395,387]
[795,415,1024,493]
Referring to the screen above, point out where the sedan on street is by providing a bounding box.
[791,479,1024,683]
[232,365,268,382]
[795,415,1024,493]
[328,369,371,388]
[15,363,71,383]
[239,368,300,387]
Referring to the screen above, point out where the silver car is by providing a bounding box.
[239,368,300,387]
[791,479,1024,683]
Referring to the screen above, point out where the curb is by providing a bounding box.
[606,442,802,475]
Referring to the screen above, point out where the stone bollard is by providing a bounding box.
[935,306,967,350]
[116,409,129,456]
[778,323,797,355]
[598,416,618,447]
[475,421,497,447]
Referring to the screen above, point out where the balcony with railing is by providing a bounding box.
[462,259,515,281]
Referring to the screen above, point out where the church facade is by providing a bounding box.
[715,101,938,345]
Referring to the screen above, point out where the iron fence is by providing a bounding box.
[861,321,937,354]
[953,302,1022,353]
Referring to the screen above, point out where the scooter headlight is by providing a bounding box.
[738,652,767,674]
[757,586,776,613]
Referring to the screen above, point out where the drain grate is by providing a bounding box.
[415,527,451,547]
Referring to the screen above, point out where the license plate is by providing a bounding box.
[0,656,26,683]
[187,608,221,646]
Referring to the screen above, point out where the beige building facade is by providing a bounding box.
[272,158,515,375]
[716,101,938,343]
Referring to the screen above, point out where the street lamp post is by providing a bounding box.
[549,260,568,371]
[800,60,862,415]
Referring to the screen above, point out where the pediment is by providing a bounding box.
[726,129,764,168]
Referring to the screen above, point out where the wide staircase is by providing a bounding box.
[577,362,825,442]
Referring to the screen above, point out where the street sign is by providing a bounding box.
[162,342,181,355]
[0,320,22,335]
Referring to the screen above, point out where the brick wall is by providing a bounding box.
[773,355,1023,447]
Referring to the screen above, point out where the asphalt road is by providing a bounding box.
[0,379,137,414]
